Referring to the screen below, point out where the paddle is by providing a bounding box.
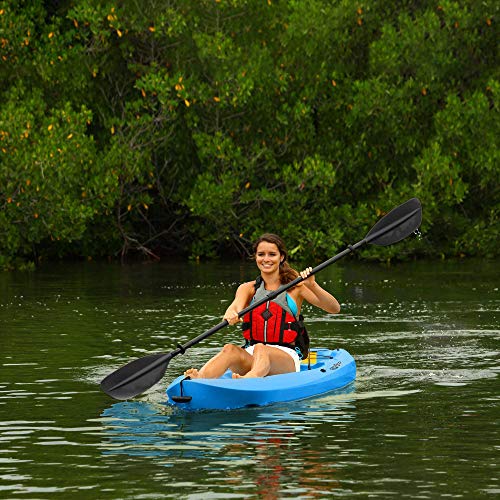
[100,197,422,400]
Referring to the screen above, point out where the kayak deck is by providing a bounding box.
[166,348,356,411]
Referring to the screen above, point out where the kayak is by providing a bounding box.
[166,347,356,411]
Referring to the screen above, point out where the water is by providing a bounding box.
[0,259,498,498]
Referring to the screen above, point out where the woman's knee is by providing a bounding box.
[221,343,252,374]
[221,343,242,357]
[252,343,268,356]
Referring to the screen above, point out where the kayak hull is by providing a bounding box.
[166,348,356,411]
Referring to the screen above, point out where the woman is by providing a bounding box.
[184,233,340,379]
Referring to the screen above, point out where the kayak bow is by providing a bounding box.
[166,348,356,411]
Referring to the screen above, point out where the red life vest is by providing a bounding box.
[242,278,305,350]
[242,300,301,346]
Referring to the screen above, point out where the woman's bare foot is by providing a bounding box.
[184,368,202,379]
[232,371,260,379]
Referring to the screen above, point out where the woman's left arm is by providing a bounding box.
[298,267,340,314]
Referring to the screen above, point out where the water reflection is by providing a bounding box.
[99,391,357,496]
[100,387,357,462]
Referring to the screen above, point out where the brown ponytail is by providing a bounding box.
[253,233,299,285]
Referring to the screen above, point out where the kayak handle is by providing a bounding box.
[170,376,193,403]
[170,396,192,403]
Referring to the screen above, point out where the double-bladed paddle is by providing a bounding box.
[100,197,422,400]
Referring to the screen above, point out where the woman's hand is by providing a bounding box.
[300,267,316,288]
[224,307,241,325]
[222,282,254,325]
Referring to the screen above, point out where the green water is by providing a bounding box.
[0,259,498,499]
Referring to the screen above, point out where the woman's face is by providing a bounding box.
[255,241,283,275]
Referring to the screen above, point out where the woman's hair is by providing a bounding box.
[253,233,299,284]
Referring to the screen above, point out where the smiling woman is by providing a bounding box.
[183,233,340,380]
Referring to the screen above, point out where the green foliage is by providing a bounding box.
[0,0,498,269]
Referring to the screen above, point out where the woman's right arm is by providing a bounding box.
[223,281,255,325]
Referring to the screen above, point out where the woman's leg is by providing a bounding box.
[185,344,253,379]
[232,343,295,379]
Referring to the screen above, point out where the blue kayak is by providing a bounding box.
[166,348,356,411]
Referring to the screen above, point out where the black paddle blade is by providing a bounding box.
[100,352,171,400]
[366,198,422,246]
